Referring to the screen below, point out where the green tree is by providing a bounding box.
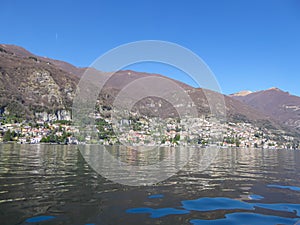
[40,136,49,143]
[235,139,241,147]
[174,134,180,142]
[3,130,12,142]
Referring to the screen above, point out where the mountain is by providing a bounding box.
[0,43,298,137]
[230,90,252,97]
[230,88,300,132]
[0,44,79,119]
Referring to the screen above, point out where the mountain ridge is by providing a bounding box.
[0,43,299,138]
[231,88,300,132]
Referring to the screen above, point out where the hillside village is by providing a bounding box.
[0,110,298,150]
[1,44,300,151]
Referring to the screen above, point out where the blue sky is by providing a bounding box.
[1,0,300,95]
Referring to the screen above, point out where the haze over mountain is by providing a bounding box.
[0,43,299,137]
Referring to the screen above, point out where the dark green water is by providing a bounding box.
[0,143,300,225]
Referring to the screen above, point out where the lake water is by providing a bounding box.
[1,143,300,225]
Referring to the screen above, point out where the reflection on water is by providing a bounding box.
[248,194,264,200]
[190,213,298,225]
[79,145,200,186]
[268,184,300,192]
[0,143,300,225]
[25,215,56,223]
[148,194,164,199]
[126,207,190,218]
[128,195,300,224]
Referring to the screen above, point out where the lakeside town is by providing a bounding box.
[0,111,299,150]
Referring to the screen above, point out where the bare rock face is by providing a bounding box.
[27,70,63,105]
[0,44,78,119]
[35,110,71,122]
[57,110,71,121]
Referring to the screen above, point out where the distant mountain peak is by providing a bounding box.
[267,87,282,91]
[264,87,290,95]
[230,86,300,132]
[232,88,287,97]
[230,90,253,97]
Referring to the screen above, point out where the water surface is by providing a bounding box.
[0,144,300,225]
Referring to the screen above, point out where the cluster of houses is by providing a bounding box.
[112,116,298,149]
[0,113,298,149]
[0,121,79,144]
